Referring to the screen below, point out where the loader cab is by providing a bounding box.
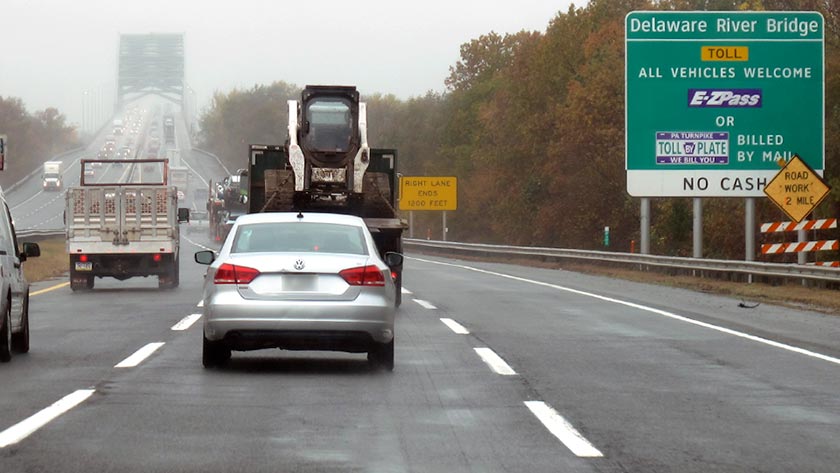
[299,86,360,167]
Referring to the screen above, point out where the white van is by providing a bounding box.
[0,187,40,362]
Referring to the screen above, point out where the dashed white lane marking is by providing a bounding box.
[474,347,517,375]
[524,401,604,458]
[401,287,413,295]
[115,342,165,368]
[0,389,96,448]
[197,300,204,308]
[171,313,202,331]
[440,318,470,334]
[411,257,840,367]
[413,299,437,310]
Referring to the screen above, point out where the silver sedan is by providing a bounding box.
[195,212,401,370]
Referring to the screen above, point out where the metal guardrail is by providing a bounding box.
[191,148,231,176]
[404,239,840,285]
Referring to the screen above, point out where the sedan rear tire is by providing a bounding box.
[368,339,394,371]
[202,335,230,368]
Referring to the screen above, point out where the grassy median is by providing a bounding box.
[21,238,67,283]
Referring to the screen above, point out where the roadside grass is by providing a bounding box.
[21,238,67,283]
[560,262,840,315]
[415,251,840,316]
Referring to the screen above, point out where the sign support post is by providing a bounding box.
[442,211,447,241]
[745,197,755,262]
[640,198,650,254]
[693,198,703,258]
[797,229,807,265]
[409,211,414,239]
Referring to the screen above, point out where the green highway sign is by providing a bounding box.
[625,11,824,197]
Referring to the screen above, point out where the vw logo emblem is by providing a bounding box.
[294,259,305,271]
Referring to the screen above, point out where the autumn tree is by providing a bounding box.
[0,97,78,187]
[198,81,300,172]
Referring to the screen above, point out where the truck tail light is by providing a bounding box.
[339,265,385,287]
[79,254,89,262]
[214,263,259,285]
[153,254,162,262]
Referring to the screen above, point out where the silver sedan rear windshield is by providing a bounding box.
[231,222,368,255]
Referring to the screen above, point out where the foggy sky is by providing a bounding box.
[1,0,583,127]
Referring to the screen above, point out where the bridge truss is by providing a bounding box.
[117,34,185,106]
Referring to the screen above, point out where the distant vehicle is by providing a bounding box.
[0,186,41,362]
[113,125,124,135]
[194,212,400,369]
[186,210,208,234]
[217,209,244,242]
[169,163,189,199]
[193,188,209,203]
[116,146,132,159]
[148,136,161,153]
[163,115,175,143]
[41,161,62,191]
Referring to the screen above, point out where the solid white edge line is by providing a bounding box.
[474,347,517,375]
[414,299,437,310]
[171,313,202,331]
[0,389,96,448]
[524,401,604,458]
[183,235,215,252]
[401,287,413,295]
[440,318,470,335]
[114,342,165,368]
[411,257,840,367]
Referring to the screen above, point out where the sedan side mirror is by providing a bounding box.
[178,207,190,223]
[384,252,403,268]
[195,250,215,265]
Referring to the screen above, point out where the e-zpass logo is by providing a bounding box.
[688,89,762,108]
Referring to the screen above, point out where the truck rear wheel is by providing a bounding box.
[70,272,94,292]
[159,258,180,289]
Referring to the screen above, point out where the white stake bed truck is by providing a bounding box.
[65,158,189,291]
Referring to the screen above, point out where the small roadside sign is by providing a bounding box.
[0,134,6,170]
[764,154,830,223]
[399,176,457,211]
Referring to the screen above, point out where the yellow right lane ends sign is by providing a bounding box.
[399,176,457,211]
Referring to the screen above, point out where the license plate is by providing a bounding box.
[75,262,93,271]
[284,275,316,291]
